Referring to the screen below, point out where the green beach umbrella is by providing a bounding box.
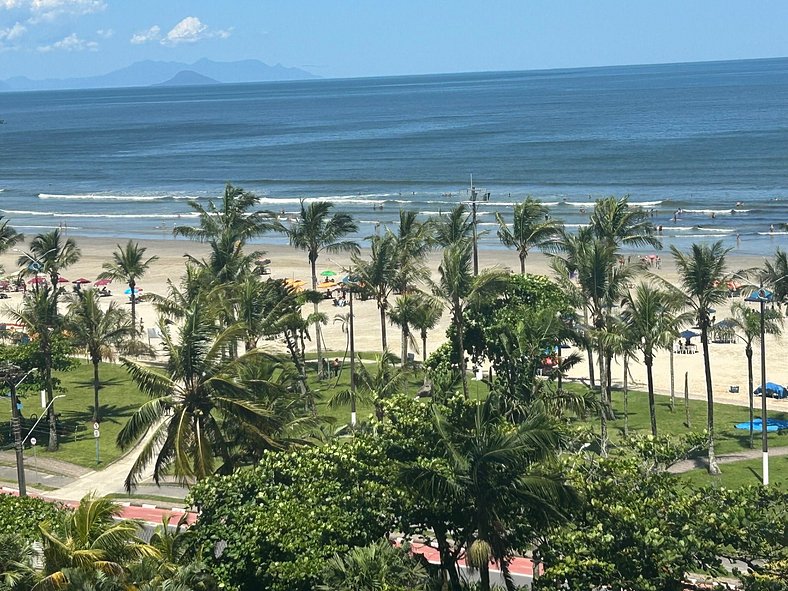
[320,270,337,277]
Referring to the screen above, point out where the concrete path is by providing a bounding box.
[669,445,788,473]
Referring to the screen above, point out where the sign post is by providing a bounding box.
[93,422,100,465]
[30,438,37,484]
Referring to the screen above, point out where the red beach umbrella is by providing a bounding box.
[94,278,112,287]
[73,278,91,284]
[28,276,46,285]
[57,277,69,284]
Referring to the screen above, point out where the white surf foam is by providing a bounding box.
[37,193,202,202]
[2,209,198,219]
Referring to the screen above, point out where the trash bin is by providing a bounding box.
[729,385,739,393]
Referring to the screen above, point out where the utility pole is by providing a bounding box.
[0,364,27,497]
[349,284,357,427]
[758,286,769,486]
[470,174,479,276]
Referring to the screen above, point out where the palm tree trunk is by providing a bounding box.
[746,346,754,449]
[623,355,629,437]
[519,252,526,275]
[129,279,137,333]
[646,353,657,436]
[584,307,595,388]
[435,527,462,591]
[701,325,720,475]
[44,332,58,451]
[501,559,517,591]
[456,303,468,399]
[421,331,428,365]
[310,258,322,377]
[684,371,691,428]
[92,358,101,423]
[669,348,675,412]
[479,557,491,591]
[379,304,387,351]
[599,351,608,457]
[401,326,408,369]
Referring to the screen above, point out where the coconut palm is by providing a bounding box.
[284,200,358,375]
[409,294,443,368]
[66,289,137,422]
[433,204,473,247]
[432,241,508,398]
[763,248,788,306]
[670,241,731,475]
[725,301,783,448]
[34,493,159,591]
[98,240,159,332]
[9,285,61,451]
[0,534,38,591]
[620,283,692,436]
[404,398,575,591]
[319,539,429,591]
[589,195,662,249]
[0,216,23,254]
[389,293,424,368]
[328,351,405,422]
[496,197,562,274]
[352,233,398,351]
[173,183,274,285]
[116,298,298,491]
[19,229,81,297]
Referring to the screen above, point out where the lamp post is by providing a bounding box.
[745,283,773,485]
[470,175,479,277]
[0,366,38,496]
[348,279,357,427]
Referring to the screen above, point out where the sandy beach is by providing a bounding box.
[1,235,786,414]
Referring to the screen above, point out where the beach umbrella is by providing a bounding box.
[73,278,91,284]
[28,276,46,285]
[124,287,143,295]
[317,280,336,289]
[94,278,112,287]
[320,270,337,277]
[679,329,699,340]
[57,276,69,284]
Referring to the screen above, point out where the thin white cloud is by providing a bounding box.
[0,21,26,40]
[37,31,97,52]
[131,16,231,46]
[130,24,159,45]
[96,27,113,39]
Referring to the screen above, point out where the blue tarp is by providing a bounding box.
[734,419,788,433]
[754,382,787,399]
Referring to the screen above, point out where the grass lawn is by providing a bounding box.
[679,455,788,491]
[0,361,147,468]
[567,385,788,456]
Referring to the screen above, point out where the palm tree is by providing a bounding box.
[99,240,159,332]
[763,248,788,306]
[725,301,783,448]
[116,299,296,491]
[620,283,691,436]
[328,351,405,422]
[352,233,398,351]
[19,229,81,297]
[495,197,562,273]
[432,241,508,398]
[409,294,443,368]
[670,241,731,475]
[0,533,38,590]
[319,539,429,591]
[404,398,575,591]
[433,204,473,247]
[589,195,662,249]
[0,215,23,254]
[35,493,159,591]
[173,184,274,285]
[389,293,423,368]
[284,200,358,375]
[9,286,61,451]
[66,289,137,422]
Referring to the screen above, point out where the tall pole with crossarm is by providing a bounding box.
[746,283,771,485]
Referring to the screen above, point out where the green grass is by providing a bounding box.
[0,361,148,468]
[106,493,188,506]
[679,455,788,491]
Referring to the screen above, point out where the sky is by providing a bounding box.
[2,0,788,80]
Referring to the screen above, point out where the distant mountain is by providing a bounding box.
[154,70,220,87]
[0,59,318,92]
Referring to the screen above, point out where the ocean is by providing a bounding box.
[1,57,787,255]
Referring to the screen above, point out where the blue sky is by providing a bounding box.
[2,1,788,79]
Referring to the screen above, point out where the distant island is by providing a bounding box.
[154,70,220,87]
[0,58,318,92]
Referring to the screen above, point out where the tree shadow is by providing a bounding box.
[69,377,126,391]
[60,403,140,427]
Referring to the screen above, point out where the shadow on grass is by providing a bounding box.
[69,377,126,391]
[60,403,139,427]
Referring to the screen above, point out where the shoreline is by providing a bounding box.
[1,235,786,415]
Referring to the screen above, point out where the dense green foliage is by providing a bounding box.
[0,495,65,543]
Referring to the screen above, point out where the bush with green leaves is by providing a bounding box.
[187,438,400,591]
[0,494,65,542]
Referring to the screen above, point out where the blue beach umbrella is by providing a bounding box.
[124,287,143,295]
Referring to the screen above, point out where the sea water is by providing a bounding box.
[1,57,787,254]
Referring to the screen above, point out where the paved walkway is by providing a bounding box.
[669,445,788,473]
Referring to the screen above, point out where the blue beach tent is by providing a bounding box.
[734,419,788,433]
[754,382,787,399]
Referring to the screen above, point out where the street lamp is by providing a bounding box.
[745,282,775,486]
[0,366,37,496]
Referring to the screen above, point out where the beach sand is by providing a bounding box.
[1,236,786,414]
